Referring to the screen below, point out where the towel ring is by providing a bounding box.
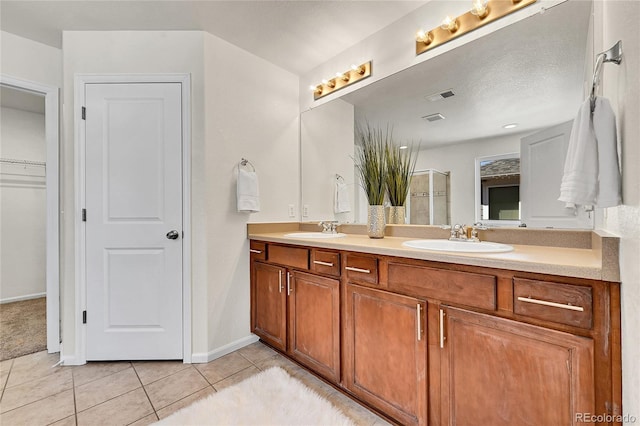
[239,158,255,172]
[590,40,623,113]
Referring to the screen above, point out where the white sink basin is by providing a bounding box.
[402,239,513,253]
[284,232,347,239]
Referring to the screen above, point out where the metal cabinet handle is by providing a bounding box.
[345,266,371,274]
[313,260,334,267]
[278,270,283,293]
[517,296,584,312]
[287,272,292,296]
[250,249,262,254]
[416,304,422,341]
[439,309,446,348]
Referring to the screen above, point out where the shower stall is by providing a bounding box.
[408,169,450,225]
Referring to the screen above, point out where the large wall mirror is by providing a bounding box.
[301,0,595,229]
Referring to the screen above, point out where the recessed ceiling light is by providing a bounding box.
[503,123,518,129]
[399,145,408,150]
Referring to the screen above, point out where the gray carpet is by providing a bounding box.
[0,297,47,361]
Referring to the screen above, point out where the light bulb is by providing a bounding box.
[416,29,433,45]
[440,16,459,32]
[336,72,350,82]
[470,0,489,18]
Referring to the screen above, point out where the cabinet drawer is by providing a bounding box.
[267,245,309,270]
[311,250,341,277]
[249,241,266,261]
[388,262,496,310]
[344,254,378,284]
[513,278,593,329]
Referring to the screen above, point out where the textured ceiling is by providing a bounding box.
[0,0,427,75]
[342,0,592,147]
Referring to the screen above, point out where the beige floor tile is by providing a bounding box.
[6,351,63,388]
[0,389,74,426]
[77,388,153,426]
[132,360,190,385]
[194,352,253,384]
[254,353,304,376]
[144,366,209,411]
[236,341,277,364]
[0,372,8,393]
[75,367,141,412]
[156,386,215,419]
[328,391,387,425]
[50,414,77,426]
[129,412,159,425]
[72,361,132,386]
[212,365,261,391]
[0,359,13,375]
[0,369,72,413]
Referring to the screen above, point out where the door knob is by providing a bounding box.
[166,230,180,240]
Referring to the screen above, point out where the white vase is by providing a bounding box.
[367,205,386,238]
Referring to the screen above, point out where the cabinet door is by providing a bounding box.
[344,284,427,426]
[440,306,594,426]
[288,271,340,383]
[252,262,287,351]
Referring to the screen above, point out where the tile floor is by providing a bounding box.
[0,342,391,425]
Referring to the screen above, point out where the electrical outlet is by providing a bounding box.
[288,204,295,217]
[303,204,309,217]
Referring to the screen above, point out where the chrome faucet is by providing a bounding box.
[441,223,488,242]
[318,221,339,234]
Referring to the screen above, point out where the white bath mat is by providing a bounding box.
[154,367,355,426]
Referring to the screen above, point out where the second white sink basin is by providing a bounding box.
[402,239,513,253]
[284,232,346,239]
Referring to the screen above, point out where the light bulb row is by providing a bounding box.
[309,62,372,100]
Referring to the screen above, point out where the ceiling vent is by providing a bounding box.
[425,89,455,102]
[422,113,445,122]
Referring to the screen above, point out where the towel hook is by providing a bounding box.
[590,40,623,112]
[239,158,255,172]
[335,174,345,183]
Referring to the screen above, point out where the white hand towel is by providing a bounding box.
[593,97,621,207]
[237,169,260,213]
[334,181,351,213]
[559,99,598,207]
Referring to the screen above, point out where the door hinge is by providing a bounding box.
[82,310,87,324]
[82,209,86,222]
[81,107,86,120]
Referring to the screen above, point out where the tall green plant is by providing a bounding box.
[354,122,389,205]
[385,143,418,206]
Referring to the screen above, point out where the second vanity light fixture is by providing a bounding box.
[310,61,372,100]
[416,0,537,56]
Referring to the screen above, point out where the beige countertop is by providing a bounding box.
[248,230,615,281]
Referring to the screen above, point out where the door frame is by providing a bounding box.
[0,74,60,353]
[74,74,192,364]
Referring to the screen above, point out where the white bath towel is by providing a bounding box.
[559,97,621,208]
[334,181,351,213]
[237,168,260,212]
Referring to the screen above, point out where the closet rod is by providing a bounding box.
[0,158,46,167]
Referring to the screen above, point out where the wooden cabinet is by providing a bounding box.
[288,271,340,382]
[251,248,340,382]
[439,305,594,426]
[249,240,620,426]
[344,283,427,426]
[252,262,287,351]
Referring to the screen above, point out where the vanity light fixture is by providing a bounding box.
[311,61,372,100]
[416,0,537,56]
[503,123,518,129]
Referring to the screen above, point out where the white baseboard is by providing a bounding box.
[191,334,259,364]
[0,292,46,304]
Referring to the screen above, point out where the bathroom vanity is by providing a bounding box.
[248,224,621,426]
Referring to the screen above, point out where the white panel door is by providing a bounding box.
[85,83,183,360]
[520,121,593,229]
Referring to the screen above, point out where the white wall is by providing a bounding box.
[0,107,46,302]
[415,133,523,225]
[597,0,640,419]
[0,31,62,88]
[301,99,355,223]
[61,30,299,362]
[202,32,299,357]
